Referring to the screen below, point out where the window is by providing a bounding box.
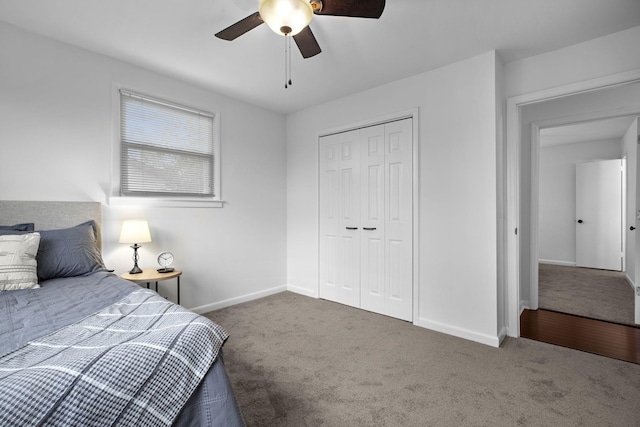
[119,90,218,198]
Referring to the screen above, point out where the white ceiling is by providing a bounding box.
[1,0,640,114]
[540,116,637,147]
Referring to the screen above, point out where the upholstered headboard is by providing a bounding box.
[0,201,103,250]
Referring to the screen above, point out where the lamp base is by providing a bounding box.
[128,243,143,274]
[128,264,143,274]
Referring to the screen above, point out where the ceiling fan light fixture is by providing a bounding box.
[259,0,313,36]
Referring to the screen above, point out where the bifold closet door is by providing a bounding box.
[319,129,361,308]
[319,118,413,321]
[360,119,413,321]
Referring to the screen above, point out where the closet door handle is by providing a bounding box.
[631,226,636,231]
[363,227,377,231]
[346,227,358,230]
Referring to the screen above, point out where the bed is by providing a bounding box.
[0,201,245,426]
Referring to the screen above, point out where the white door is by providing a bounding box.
[575,159,623,271]
[360,120,413,320]
[319,134,340,303]
[319,130,361,308]
[320,118,413,322]
[383,119,413,320]
[360,124,386,315]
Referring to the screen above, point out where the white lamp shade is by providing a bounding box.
[119,219,152,244]
[259,0,313,36]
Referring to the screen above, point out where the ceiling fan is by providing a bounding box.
[215,0,386,59]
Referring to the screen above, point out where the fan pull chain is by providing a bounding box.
[288,35,292,87]
[284,35,292,89]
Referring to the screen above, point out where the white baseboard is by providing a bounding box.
[414,317,501,348]
[539,259,576,267]
[625,273,635,290]
[190,285,287,314]
[520,301,530,315]
[192,285,505,348]
[287,283,318,298]
[497,325,508,346]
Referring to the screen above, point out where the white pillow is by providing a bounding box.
[0,232,41,291]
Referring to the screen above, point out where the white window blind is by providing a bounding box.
[120,90,216,197]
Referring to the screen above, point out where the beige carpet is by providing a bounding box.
[538,263,636,326]
[205,292,640,427]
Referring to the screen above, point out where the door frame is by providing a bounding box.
[316,108,420,323]
[506,69,640,337]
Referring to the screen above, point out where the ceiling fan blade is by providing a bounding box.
[315,0,385,18]
[293,26,322,59]
[215,12,263,41]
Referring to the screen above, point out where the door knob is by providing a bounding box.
[631,226,636,231]
[577,219,583,224]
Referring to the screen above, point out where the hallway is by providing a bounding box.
[538,263,635,326]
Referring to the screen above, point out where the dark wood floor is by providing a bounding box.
[521,309,640,364]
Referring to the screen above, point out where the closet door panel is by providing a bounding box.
[319,136,341,301]
[337,130,361,307]
[384,119,413,321]
[360,125,386,313]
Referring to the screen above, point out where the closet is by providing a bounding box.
[319,118,413,321]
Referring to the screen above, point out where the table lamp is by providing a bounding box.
[119,219,151,274]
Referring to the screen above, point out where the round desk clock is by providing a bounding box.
[157,251,175,273]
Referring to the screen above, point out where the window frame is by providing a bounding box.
[110,83,222,208]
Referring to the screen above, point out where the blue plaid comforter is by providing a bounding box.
[0,288,228,426]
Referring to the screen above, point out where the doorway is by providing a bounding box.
[524,89,640,323]
[532,114,640,328]
[534,118,636,325]
[537,120,628,271]
[506,75,640,337]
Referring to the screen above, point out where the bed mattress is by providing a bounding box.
[0,272,245,426]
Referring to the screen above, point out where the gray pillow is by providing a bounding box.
[37,221,106,281]
[0,223,34,232]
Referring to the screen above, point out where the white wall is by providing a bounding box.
[0,23,288,311]
[287,51,501,346]
[504,26,640,99]
[539,139,622,265]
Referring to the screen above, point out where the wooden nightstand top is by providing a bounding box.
[121,268,182,283]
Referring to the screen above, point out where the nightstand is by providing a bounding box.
[121,268,183,304]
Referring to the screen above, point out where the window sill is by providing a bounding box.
[108,197,225,208]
